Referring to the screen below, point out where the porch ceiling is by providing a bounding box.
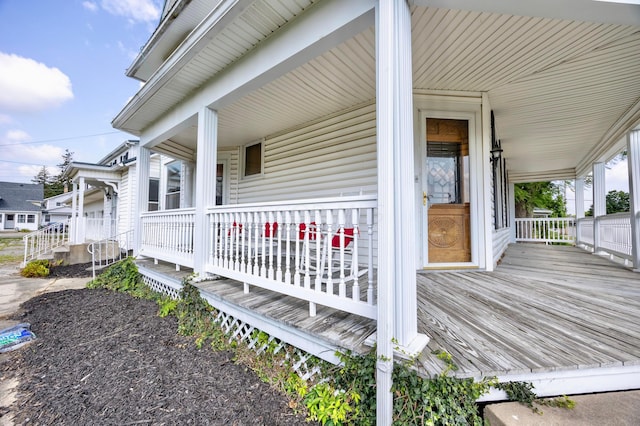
[126,1,640,181]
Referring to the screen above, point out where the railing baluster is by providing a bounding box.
[338,208,346,298]
[284,210,292,285]
[352,208,360,302]
[276,210,282,282]
[367,207,374,305]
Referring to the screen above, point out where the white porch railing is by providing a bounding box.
[583,213,632,262]
[140,208,196,268]
[577,217,595,247]
[514,217,576,244]
[22,221,69,265]
[205,195,377,319]
[85,218,117,241]
[87,229,134,279]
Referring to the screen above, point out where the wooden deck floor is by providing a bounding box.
[416,243,640,382]
[137,243,640,396]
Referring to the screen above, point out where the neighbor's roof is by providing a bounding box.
[0,182,43,212]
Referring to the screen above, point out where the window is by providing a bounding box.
[44,214,51,222]
[149,178,159,211]
[166,161,181,209]
[17,214,25,224]
[216,164,224,205]
[27,215,35,223]
[7,214,14,221]
[243,141,262,177]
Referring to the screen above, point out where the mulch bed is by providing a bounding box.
[47,262,94,278]
[1,289,312,425]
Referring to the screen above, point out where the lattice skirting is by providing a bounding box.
[140,271,324,382]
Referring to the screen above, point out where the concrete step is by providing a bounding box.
[483,390,640,425]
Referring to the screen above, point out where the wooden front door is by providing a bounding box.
[425,118,471,263]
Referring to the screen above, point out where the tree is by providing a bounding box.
[31,150,75,199]
[514,181,567,218]
[54,149,74,194]
[585,190,629,216]
[31,166,57,198]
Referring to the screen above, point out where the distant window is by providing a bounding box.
[243,141,262,177]
[166,161,181,209]
[17,214,25,224]
[216,164,224,205]
[44,214,51,222]
[27,215,35,223]
[56,202,63,206]
[7,214,14,221]
[149,178,159,211]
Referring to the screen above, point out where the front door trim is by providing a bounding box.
[418,107,482,269]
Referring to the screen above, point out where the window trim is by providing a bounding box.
[242,139,264,179]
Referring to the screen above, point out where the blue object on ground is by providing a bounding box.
[0,322,36,352]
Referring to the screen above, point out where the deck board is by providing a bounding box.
[417,243,640,378]
[137,243,640,392]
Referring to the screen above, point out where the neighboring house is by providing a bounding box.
[0,182,43,232]
[64,140,164,244]
[111,0,640,420]
[41,192,73,227]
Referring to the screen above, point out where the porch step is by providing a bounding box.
[483,390,640,425]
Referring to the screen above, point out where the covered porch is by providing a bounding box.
[137,242,640,400]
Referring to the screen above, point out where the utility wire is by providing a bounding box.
[0,131,121,147]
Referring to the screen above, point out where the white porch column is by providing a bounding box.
[77,176,86,243]
[70,180,78,243]
[193,107,218,276]
[376,0,427,423]
[508,182,516,243]
[593,162,606,253]
[182,162,194,208]
[134,147,151,257]
[575,177,585,246]
[575,177,585,219]
[103,190,112,239]
[593,162,606,217]
[627,129,640,270]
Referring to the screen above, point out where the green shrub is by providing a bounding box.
[86,257,153,298]
[20,259,53,277]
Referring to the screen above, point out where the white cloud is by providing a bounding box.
[83,1,99,12]
[5,129,30,142]
[0,53,73,113]
[101,0,160,23]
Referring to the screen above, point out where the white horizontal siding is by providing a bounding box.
[237,103,377,203]
[493,227,511,267]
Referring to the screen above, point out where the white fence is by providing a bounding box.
[205,195,377,319]
[514,217,576,244]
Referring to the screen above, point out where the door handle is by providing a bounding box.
[423,192,427,206]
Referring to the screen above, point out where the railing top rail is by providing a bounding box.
[594,212,632,221]
[141,207,197,217]
[206,195,378,214]
[514,217,575,222]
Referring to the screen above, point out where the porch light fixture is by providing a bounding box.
[490,144,503,163]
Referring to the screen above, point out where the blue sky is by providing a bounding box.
[0,0,162,183]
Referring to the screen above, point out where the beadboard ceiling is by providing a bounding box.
[117,1,640,181]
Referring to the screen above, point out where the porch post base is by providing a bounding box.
[365,332,430,360]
